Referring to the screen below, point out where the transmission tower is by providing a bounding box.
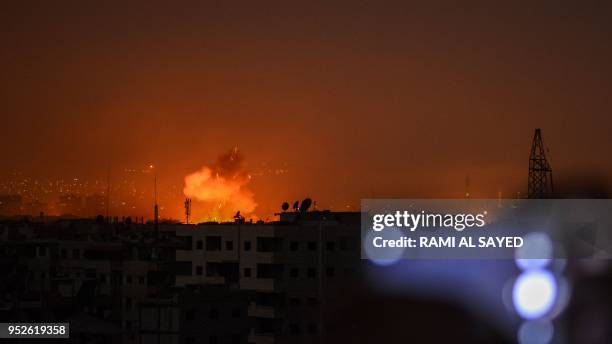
[528,128,553,198]
[184,198,192,224]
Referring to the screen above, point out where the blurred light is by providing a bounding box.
[501,277,515,313]
[549,257,567,273]
[548,275,571,319]
[363,228,405,266]
[515,232,553,270]
[518,319,554,344]
[513,269,557,319]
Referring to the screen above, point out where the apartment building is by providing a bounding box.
[175,211,361,344]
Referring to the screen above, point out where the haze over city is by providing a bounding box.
[2,2,612,220]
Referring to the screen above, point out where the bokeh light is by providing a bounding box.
[513,269,557,319]
[518,319,554,344]
[363,227,406,266]
[515,232,553,270]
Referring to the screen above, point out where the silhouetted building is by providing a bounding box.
[0,211,362,344]
[175,211,361,344]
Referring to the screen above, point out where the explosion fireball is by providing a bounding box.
[183,147,257,221]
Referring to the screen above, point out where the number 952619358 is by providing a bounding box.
[2,323,69,338]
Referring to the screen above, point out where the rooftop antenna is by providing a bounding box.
[184,198,192,224]
[274,202,290,217]
[234,211,243,223]
[299,198,312,212]
[528,129,554,198]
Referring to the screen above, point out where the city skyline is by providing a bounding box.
[1,2,612,343]
[2,2,612,219]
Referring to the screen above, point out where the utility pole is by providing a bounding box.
[184,198,192,224]
[150,164,159,239]
[528,128,554,198]
[154,175,159,239]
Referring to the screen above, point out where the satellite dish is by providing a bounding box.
[292,201,299,211]
[299,198,312,213]
[281,202,289,211]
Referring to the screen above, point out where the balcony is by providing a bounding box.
[175,275,226,287]
[248,329,276,344]
[248,303,279,318]
[240,277,280,292]
[252,251,284,264]
[202,276,226,284]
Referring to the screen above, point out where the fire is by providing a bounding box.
[183,147,257,221]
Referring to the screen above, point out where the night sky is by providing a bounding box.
[1,1,611,220]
